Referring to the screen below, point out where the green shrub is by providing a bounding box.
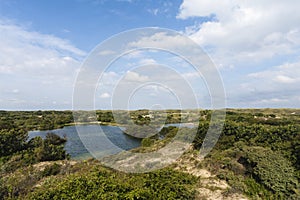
[141,138,155,147]
[238,146,299,197]
[26,168,197,200]
[0,129,27,157]
[36,133,68,162]
[41,163,61,177]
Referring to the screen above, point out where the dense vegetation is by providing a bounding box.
[26,164,196,200]
[136,109,300,198]
[193,109,300,199]
[0,109,299,199]
[0,110,73,131]
[0,110,198,199]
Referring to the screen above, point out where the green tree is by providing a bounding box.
[0,129,27,157]
[36,133,68,161]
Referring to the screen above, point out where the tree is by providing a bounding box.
[0,129,27,157]
[36,133,68,161]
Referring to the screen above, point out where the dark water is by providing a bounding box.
[28,123,194,160]
[28,125,141,160]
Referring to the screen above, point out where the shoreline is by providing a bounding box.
[65,121,120,127]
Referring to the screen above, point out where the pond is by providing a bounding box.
[28,125,141,160]
[28,123,195,160]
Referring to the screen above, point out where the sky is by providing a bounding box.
[0,0,300,110]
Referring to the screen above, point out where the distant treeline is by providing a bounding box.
[0,109,196,131]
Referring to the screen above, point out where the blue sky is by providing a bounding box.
[1,0,300,110]
[0,0,197,50]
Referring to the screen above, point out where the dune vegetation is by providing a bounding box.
[0,109,299,199]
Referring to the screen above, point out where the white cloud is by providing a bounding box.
[144,85,170,93]
[177,0,300,108]
[248,62,300,85]
[225,61,300,107]
[147,8,159,16]
[259,98,289,104]
[274,75,296,84]
[123,50,144,59]
[178,0,234,20]
[100,71,119,85]
[138,58,157,65]
[147,1,173,16]
[0,20,85,76]
[182,72,201,79]
[62,29,70,33]
[12,89,19,94]
[124,71,149,82]
[178,0,300,68]
[0,19,86,109]
[99,92,111,98]
[129,32,191,50]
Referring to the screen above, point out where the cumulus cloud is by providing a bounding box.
[0,19,86,109]
[0,20,85,76]
[100,71,120,86]
[99,92,111,98]
[248,61,300,85]
[124,71,149,82]
[128,32,192,50]
[12,89,20,94]
[182,72,201,79]
[274,75,296,84]
[178,0,300,68]
[177,0,300,108]
[225,61,300,108]
[138,58,157,65]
